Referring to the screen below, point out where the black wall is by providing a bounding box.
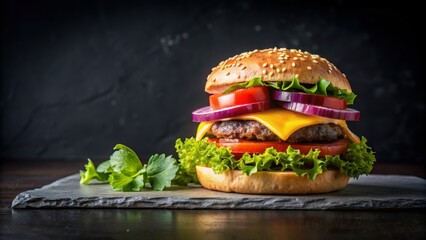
[1,0,424,164]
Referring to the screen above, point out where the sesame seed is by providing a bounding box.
[313,60,318,64]
[212,78,216,82]
[262,69,268,75]
[268,51,273,54]
[262,63,268,67]
[252,49,259,53]
[282,67,287,72]
[276,68,281,73]
[236,62,242,67]
[241,65,247,70]
[237,75,241,79]
[307,66,312,70]
[269,64,274,69]
[328,69,332,73]
[295,74,299,78]
[292,62,296,67]
[226,72,230,76]
[279,60,284,63]
[343,73,346,78]
[269,71,274,77]
[290,49,296,52]
[300,57,305,61]
[293,57,298,60]
[273,47,277,51]
[297,53,302,57]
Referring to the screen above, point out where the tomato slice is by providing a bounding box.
[208,138,349,158]
[209,86,270,110]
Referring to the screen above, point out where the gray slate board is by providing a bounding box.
[12,174,426,209]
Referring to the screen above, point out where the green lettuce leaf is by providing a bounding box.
[174,137,375,185]
[174,138,235,185]
[222,76,356,105]
[327,136,376,178]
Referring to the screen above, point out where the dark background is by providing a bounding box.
[1,0,424,165]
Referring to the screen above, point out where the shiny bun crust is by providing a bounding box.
[196,165,349,194]
[206,48,351,94]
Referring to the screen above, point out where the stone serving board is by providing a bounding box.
[12,174,426,210]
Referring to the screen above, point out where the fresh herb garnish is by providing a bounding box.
[80,144,179,191]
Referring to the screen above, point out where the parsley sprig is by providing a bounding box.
[80,144,179,191]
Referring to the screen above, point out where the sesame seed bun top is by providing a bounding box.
[206,48,352,94]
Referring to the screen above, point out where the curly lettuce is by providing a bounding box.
[174,137,375,185]
[223,76,356,105]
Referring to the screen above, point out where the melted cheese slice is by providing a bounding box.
[196,108,360,144]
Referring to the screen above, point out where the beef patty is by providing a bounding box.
[209,120,344,143]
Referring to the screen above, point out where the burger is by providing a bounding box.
[174,48,375,194]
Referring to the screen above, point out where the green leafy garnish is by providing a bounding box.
[222,76,357,105]
[79,159,109,184]
[108,171,145,191]
[80,144,179,191]
[329,137,376,178]
[147,154,180,190]
[174,137,375,185]
[109,144,143,176]
[173,138,235,185]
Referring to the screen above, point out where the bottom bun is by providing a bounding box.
[196,165,349,194]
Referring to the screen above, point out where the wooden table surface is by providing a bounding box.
[1,159,425,239]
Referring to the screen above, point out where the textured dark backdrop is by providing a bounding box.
[1,0,424,165]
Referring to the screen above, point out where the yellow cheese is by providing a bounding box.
[196,108,360,144]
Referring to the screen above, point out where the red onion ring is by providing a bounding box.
[272,90,347,110]
[276,101,360,121]
[192,101,271,122]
